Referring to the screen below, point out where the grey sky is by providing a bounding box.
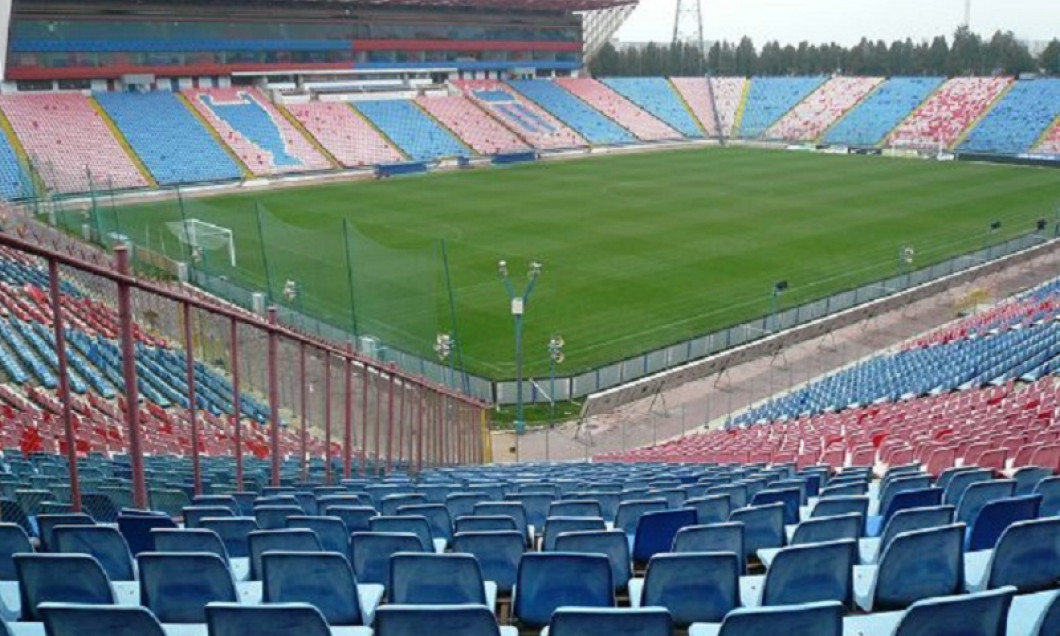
[615,0,1060,46]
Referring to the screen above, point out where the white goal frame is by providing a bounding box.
[172,218,236,267]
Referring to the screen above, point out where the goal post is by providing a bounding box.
[166,218,236,267]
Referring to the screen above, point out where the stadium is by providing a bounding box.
[0,0,1056,633]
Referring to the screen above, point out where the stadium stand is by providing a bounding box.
[284,101,405,168]
[554,78,681,141]
[601,77,703,137]
[1036,118,1060,154]
[738,76,827,138]
[766,76,884,141]
[506,79,634,145]
[183,88,331,175]
[823,77,945,146]
[457,80,586,150]
[959,78,1060,155]
[888,76,1013,149]
[414,95,530,156]
[0,93,149,194]
[94,91,243,186]
[0,130,31,200]
[353,100,470,162]
[669,77,747,138]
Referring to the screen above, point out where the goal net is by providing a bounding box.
[166,218,236,267]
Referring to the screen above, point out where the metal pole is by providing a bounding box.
[344,342,353,479]
[386,370,395,474]
[230,317,243,491]
[299,342,308,482]
[547,355,554,462]
[49,259,80,512]
[515,312,524,434]
[267,307,280,487]
[415,391,424,473]
[360,362,369,475]
[324,352,332,485]
[182,302,201,496]
[374,372,383,476]
[115,246,147,510]
[396,381,406,470]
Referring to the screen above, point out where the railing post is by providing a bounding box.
[344,342,353,479]
[267,307,280,487]
[115,246,147,510]
[374,372,383,477]
[300,341,308,482]
[324,352,332,485]
[229,317,243,491]
[396,380,406,471]
[416,390,425,474]
[386,369,395,474]
[48,259,80,512]
[182,302,201,496]
[360,362,369,476]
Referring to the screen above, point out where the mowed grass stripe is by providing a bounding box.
[113,147,1060,378]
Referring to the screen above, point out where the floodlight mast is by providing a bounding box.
[498,259,542,452]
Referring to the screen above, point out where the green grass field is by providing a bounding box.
[106,147,1060,379]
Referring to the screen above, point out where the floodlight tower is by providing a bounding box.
[963,0,972,28]
[673,0,725,143]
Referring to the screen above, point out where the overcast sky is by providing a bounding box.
[615,0,1060,46]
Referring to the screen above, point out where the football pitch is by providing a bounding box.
[108,147,1060,379]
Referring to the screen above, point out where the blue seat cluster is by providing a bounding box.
[824,77,944,146]
[202,95,301,167]
[739,76,827,138]
[0,259,79,296]
[601,78,702,138]
[507,80,634,145]
[354,100,469,162]
[95,92,243,185]
[735,321,1060,426]
[959,79,1060,155]
[0,132,31,200]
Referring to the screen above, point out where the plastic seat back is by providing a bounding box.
[200,517,258,558]
[549,607,673,636]
[192,495,240,515]
[672,522,744,572]
[247,529,322,580]
[881,487,943,525]
[717,600,843,636]
[397,504,452,544]
[875,523,965,611]
[632,508,697,564]
[893,586,1015,636]
[450,530,523,593]
[373,603,502,636]
[117,512,178,556]
[254,505,303,531]
[138,552,237,623]
[1035,476,1060,517]
[956,480,1016,525]
[641,552,738,625]
[553,529,631,591]
[729,503,785,559]
[966,494,1042,551]
[878,505,954,555]
[942,469,993,506]
[205,602,331,636]
[762,539,856,607]
[182,506,234,529]
[1030,591,1060,636]
[614,499,667,536]
[0,523,32,580]
[811,495,869,520]
[53,525,135,581]
[37,513,94,553]
[382,494,427,517]
[513,552,613,628]
[819,482,867,498]
[324,506,377,535]
[151,528,229,560]
[14,554,115,621]
[350,532,426,586]
[504,493,554,531]
[1013,467,1053,496]
[542,516,606,551]
[286,516,348,554]
[455,516,518,533]
[790,513,861,546]
[473,502,528,539]
[263,551,364,625]
[751,488,800,525]
[684,495,731,525]
[390,553,486,604]
[370,516,433,551]
[987,517,1060,592]
[549,500,603,519]
[878,475,931,517]
[38,603,167,636]
[81,494,119,524]
[444,493,490,523]
[706,484,748,509]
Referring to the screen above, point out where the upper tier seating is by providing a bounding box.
[506,79,634,145]
[554,78,680,141]
[94,91,242,186]
[353,100,469,162]
[959,79,1060,155]
[738,76,827,138]
[669,77,747,138]
[0,130,31,200]
[183,88,331,175]
[456,80,585,150]
[0,93,148,194]
[602,77,703,137]
[414,95,529,156]
[766,76,883,141]
[284,101,404,168]
[823,77,945,146]
[888,77,1012,149]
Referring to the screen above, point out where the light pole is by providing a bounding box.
[546,335,565,462]
[498,259,542,437]
[769,280,788,333]
[434,332,455,388]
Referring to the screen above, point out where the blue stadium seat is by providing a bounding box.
[512,552,613,628]
[614,499,668,537]
[0,130,31,200]
[683,496,731,525]
[200,517,258,559]
[632,508,697,565]
[603,77,703,137]
[549,500,603,518]
[630,552,739,625]
[854,523,965,612]
[350,532,427,587]
[354,100,469,162]
[397,504,453,546]
[138,552,237,623]
[52,525,135,582]
[750,488,801,525]
[888,586,1015,636]
[286,516,348,554]
[824,77,945,146]
[549,607,674,636]
[672,523,744,572]
[450,530,524,594]
[1013,467,1053,496]
[373,603,512,636]
[205,602,340,636]
[151,528,230,560]
[968,517,1060,593]
[247,529,321,581]
[1034,476,1060,517]
[740,76,827,138]
[507,80,636,145]
[455,516,518,533]
[370,516,435,552]
[473,502,529,542]
[0,523,32,580]
[707,484,749,508]
[504,493,554,535]
[867,487,943,536]
[389,553,490,606]
[36,513,94,553]
[38,603,167,636]
[381,494,427,517]
[253,505,303,530]
[262,551,379,626]
[957,480,1017,525]
[690,600,843,636]
[943,469,994,506]
[729,503,784,560]
[14,554,115,621]
[553,529,632,592]
[324,506,376,536]
[542,516,606,551]
[859,505,954,564]
[811,495,869,522]
[965,494,1042,551]
[117,510,178,556]
[960,79,1060,155]
[182,505,234,529]
[751,539,856,608]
